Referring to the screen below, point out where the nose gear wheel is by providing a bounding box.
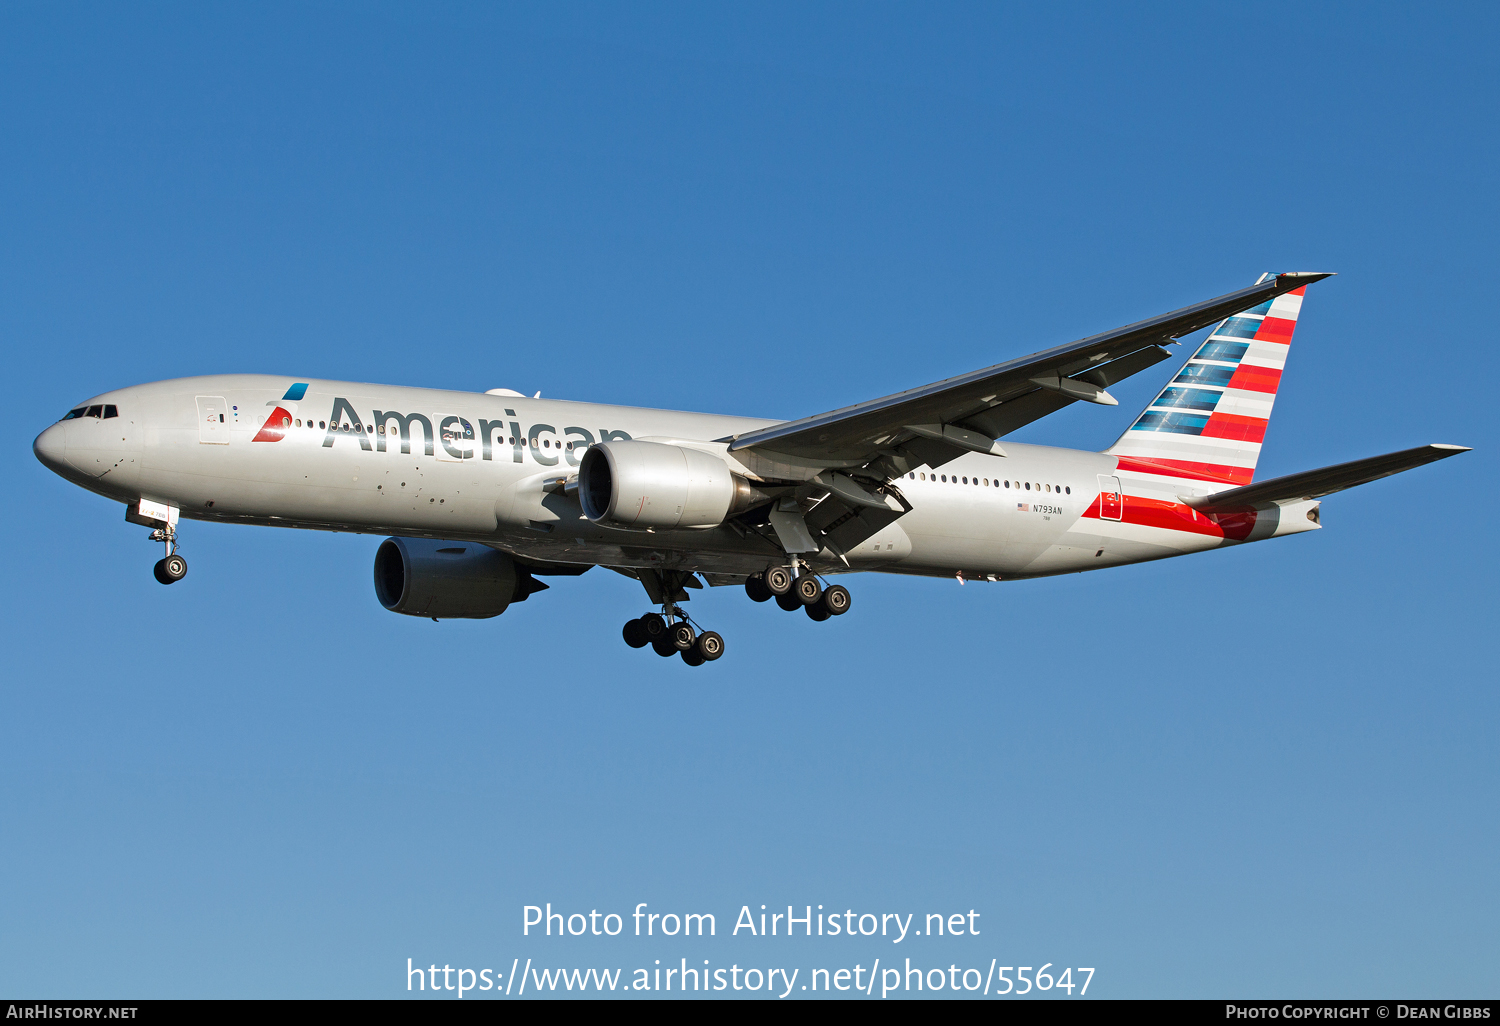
[148,523,187,585]
[153,553,188,584]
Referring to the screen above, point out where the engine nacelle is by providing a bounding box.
[579,440,759,529]
[374,537,531,619]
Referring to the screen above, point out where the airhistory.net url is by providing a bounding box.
[406,958,1095,997]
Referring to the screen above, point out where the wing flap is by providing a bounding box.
[957,344,1173,440]
[1077,343,1176,388]
[803,492,909,559]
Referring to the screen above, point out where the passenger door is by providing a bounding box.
[196,396,229,444]
[434,415,475,462]
[1097,474,1123,521]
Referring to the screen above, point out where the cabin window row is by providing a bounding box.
[286,419,577,449]
[905,472,1069,494]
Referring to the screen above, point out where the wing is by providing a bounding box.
[1182,444,1471,513]
[728,272,1332,474]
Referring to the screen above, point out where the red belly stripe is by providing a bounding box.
[1080,493,1226,538]
[1113,455,1255,485]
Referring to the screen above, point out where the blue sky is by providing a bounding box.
[2,2,1495,999]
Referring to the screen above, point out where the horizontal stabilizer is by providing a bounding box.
[1182,444,1470,513]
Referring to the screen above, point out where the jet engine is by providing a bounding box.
[578,440,765,529]
[373,537,543,619]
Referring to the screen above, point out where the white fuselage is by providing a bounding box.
[34,374,1320,582]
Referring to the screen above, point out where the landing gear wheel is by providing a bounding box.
[775,591,802,612]
[695,631,724,661]
[154,554,187,585]
[745,575,772,603]
[765,567,793,596]
[805,598,832,621]
[651,635,677,657]
[641,613,667,640]
[680,646,706,667]
[795,575,823,605]
[671,623,697,652]
[823,584,852,615]
[622,619,649,648]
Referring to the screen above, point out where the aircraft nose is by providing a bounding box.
[33,423,68,475]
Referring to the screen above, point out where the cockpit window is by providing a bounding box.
[60,405,118,421]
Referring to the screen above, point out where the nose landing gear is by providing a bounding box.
[149,525,187,585]
[153,553,188,584]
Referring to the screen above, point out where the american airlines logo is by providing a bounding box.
[271,395,632,467]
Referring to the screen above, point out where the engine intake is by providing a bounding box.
[578,440,763,529]
[374,537,539,619]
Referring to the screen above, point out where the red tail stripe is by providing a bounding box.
[1226,364,1282,394]
[1255,316,1297,343]
[1201,412,1267,443]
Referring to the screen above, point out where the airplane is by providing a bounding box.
[33,272,1469,666]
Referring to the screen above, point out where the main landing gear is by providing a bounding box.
[745,563,851,622]
[622,607,725,667]
[149,524,188,585]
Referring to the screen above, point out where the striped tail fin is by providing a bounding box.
[1104,274,1309,486]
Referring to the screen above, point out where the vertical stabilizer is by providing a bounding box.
[1104,274,1311,486]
